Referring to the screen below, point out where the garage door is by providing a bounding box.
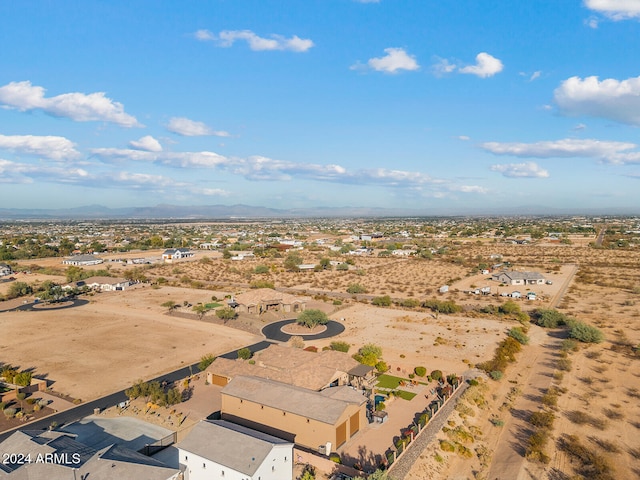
[349,412,360,436]
[211,374,228,386]
[336,421,347,448]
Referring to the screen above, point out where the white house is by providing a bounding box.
[492,271,545,286]
[178,420,294,480]
[83,276,132,291]
[162,248,194,262]
[511,291,522,298]
[62,254,104,266]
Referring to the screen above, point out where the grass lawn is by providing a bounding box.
[204,302,222,309]
[395,390,417,401]
[376,374,406,389]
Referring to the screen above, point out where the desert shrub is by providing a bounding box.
[531,308,572,328]
[216,307,237,321]
[414,366,427,377]
[430,369,443,381]
[498,300,520,315]
[561,339,579,352]
[253,265,269,274]
[332,299,342,305]
[529,410,555,428]
[440,440,455,452]
[371,295,392,307]
[489,370,503,380]
[237,347,252,360]
[558,435,615,480]
[330,341,350,352]
[250,279,275,289]
[557,358,572,371]
[3,408,16,418]
[296,309,329,328]
[336,263,349,271]
[508,327,529,345]
[400,298,420,308]
[468,378,479,386]
[346,283,366,294]
[423,299,462,314]
[375,402,386,411]
[569,321,605,343]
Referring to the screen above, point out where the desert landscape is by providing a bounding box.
[1,218,639,479]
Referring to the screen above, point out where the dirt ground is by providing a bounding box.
[0,284,260,401]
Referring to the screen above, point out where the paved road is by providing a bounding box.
[261,319,345,342]
[15,298,90,312]
[0,340,274,443]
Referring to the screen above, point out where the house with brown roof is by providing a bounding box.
[206,344,375,392]
[221,376,367,453]
[231,288,306,315]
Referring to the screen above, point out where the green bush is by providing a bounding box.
[489,370,503,380]
[237,347,252,360]
[330,341,350,352]
[375,361,389,373]
[430,369,443,381]
[250,279,275,289]
[569,321,604,343]
[371,295,392,307]
[346,283,366,294]
[253,265,269,274]
[414,366,427,377]
[198,354,215,372]
[499,300,521,315]
[508,327,529,345]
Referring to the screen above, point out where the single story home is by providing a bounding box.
[83,276,132,291]
[62,254,104,266]
[221,376,368,452]
[231,288,306,315]
[207,344,375,392]
[178,420,294,480]
[161,248,194,262]
[492,271,545,286]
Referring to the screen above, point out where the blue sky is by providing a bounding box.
[2,0,640,212]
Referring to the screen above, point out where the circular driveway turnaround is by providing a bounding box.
[262,318,345,342]
[13,298,90,312]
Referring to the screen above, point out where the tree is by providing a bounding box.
[7,281,32,299]
[569,321,604,343]
[353,343,383,366]
[198,354,215,372]
[192,304,208,319]
[354,469,393,480]
[14,371,32,387]
[284,252,303,272]
[237,347,252,360]
[161,300,176,313]
[296,309,329,328]
[216,307,237,323]
[430,370,443,381]
[319,257,331,270]
[16,392,26,412]
[65,265,86,282]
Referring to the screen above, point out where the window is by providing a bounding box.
[203,463,206,469]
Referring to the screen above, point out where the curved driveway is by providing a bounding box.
[262,318,345,342]
[16,298,90,312]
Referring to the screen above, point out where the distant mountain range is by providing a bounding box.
[0,203,637,220]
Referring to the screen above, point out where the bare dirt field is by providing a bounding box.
[0,284,260,401]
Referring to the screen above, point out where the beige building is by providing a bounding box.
[221,376,368,452]
[230,288,306,315]
[207,344,375,392]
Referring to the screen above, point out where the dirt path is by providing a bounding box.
[549,263,578,309]
[486,327,562,480]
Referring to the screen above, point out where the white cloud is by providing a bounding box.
[459,52,504,78]
[195,29,314,52]
[481,138,636,157]
[584,0,640,20]
[0,134,80,160]
[358,48,420,74]
[529,71,542,81]
[166,117,231,137]
[554,75,640,125]
[491,162,550,178]
[0,81,140,127]
[480,138,640,164]
[431,57,457,77]
[457,135,471,141]
[129,135,162,152]
[573,123,587,131]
